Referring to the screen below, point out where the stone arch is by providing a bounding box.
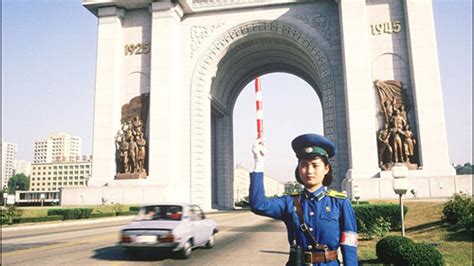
[190,20,339,208]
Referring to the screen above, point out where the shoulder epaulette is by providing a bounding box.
[289,192,301,196]
[326,189,347,199]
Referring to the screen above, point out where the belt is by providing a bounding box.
[304,250,337,264]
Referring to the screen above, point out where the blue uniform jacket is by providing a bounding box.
[249,172,358,266]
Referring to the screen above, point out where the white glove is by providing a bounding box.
[252,138,266,172]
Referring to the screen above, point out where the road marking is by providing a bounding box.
[2,233,118,257]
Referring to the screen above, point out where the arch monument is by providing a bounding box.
[76,0,462,210]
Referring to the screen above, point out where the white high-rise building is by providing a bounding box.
[14,159,32,177]
[1,139,18,188]
[33,132,82,163]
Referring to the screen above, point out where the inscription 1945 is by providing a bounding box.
[370,21,401,35]
[124,43,150,56]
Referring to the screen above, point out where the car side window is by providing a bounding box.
[195,206,205,220]
[190,206,201,221]
[188,206,196,221]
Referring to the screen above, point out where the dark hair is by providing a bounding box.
[295,155,333,186]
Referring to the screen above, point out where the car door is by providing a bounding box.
[190,205,207,244]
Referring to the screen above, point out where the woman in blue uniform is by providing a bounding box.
[249,133,358,265]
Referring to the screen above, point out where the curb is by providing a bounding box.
[1,209,247,232]
[1,215,134,232]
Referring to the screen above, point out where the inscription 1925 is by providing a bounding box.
[124,43,150,56]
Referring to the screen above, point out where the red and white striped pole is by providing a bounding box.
[255,77,263,139]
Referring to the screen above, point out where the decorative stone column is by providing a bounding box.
[148,2,191,202]
[338,1,380,180]
[403,0,455,176]
[90,6,125,186]
[214,114,234,209]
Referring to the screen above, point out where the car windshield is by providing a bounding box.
[135,205,183,221]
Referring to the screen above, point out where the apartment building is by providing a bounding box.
[1,139,17,188]
[29,157,92,192]
[34,132,81,163]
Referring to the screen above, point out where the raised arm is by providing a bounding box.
[248,139,286,220]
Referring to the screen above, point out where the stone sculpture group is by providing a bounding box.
[115,116,147,178]
[374,80,418,170]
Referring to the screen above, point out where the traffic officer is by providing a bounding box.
[249,133,358,265]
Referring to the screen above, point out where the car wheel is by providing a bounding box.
[205,234,215,249]
[178,240,192,259]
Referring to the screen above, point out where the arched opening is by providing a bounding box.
[231,73,324,205]
[191,20,345,209]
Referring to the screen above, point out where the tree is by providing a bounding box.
[455,163,473,175]
[0,187,5,205]
[284,181,303,194]
[7,174,30,194]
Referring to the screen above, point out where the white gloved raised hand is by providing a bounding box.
[252,138,266,172]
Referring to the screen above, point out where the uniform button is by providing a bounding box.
[309,212,315,216]
[309,227,313,232]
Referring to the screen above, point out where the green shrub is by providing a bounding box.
[235,200,249,207]
[1,216,10,225]
[442,192,473,231]
[0,205,23,225]
[351,201,370,205]
[48,208,93,220]
[18,215,63,223]
[358,216,392,240]
[372,216,391,239]
[112,203,125,215]
[116,211,134,216]
[353,204,407,233]
[90,212,116,219]
[399,243,444,265]
[459,211,474,231]
[376,236,414,264]
[129,206,141,212]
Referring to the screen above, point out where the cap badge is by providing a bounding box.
[304,147,313,153]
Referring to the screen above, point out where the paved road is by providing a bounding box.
[1,211,290,265]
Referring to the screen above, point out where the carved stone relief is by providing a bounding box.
[295,14,332,45]
[115,93,149,179]
[190,23,225,58]
[374,80,418,170]
[192,0,258,9]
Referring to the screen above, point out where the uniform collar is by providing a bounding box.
[303,186,327,201]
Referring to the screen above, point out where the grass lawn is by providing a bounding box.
[358,200,473,265]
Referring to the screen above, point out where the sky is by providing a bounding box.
[2,0,472,183]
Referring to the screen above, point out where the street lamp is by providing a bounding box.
[3,192,7,207]
[40,193,45,207]
[80,192,85,206]
[392,163,408,236]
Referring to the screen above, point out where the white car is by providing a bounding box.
[118,203,218,259]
